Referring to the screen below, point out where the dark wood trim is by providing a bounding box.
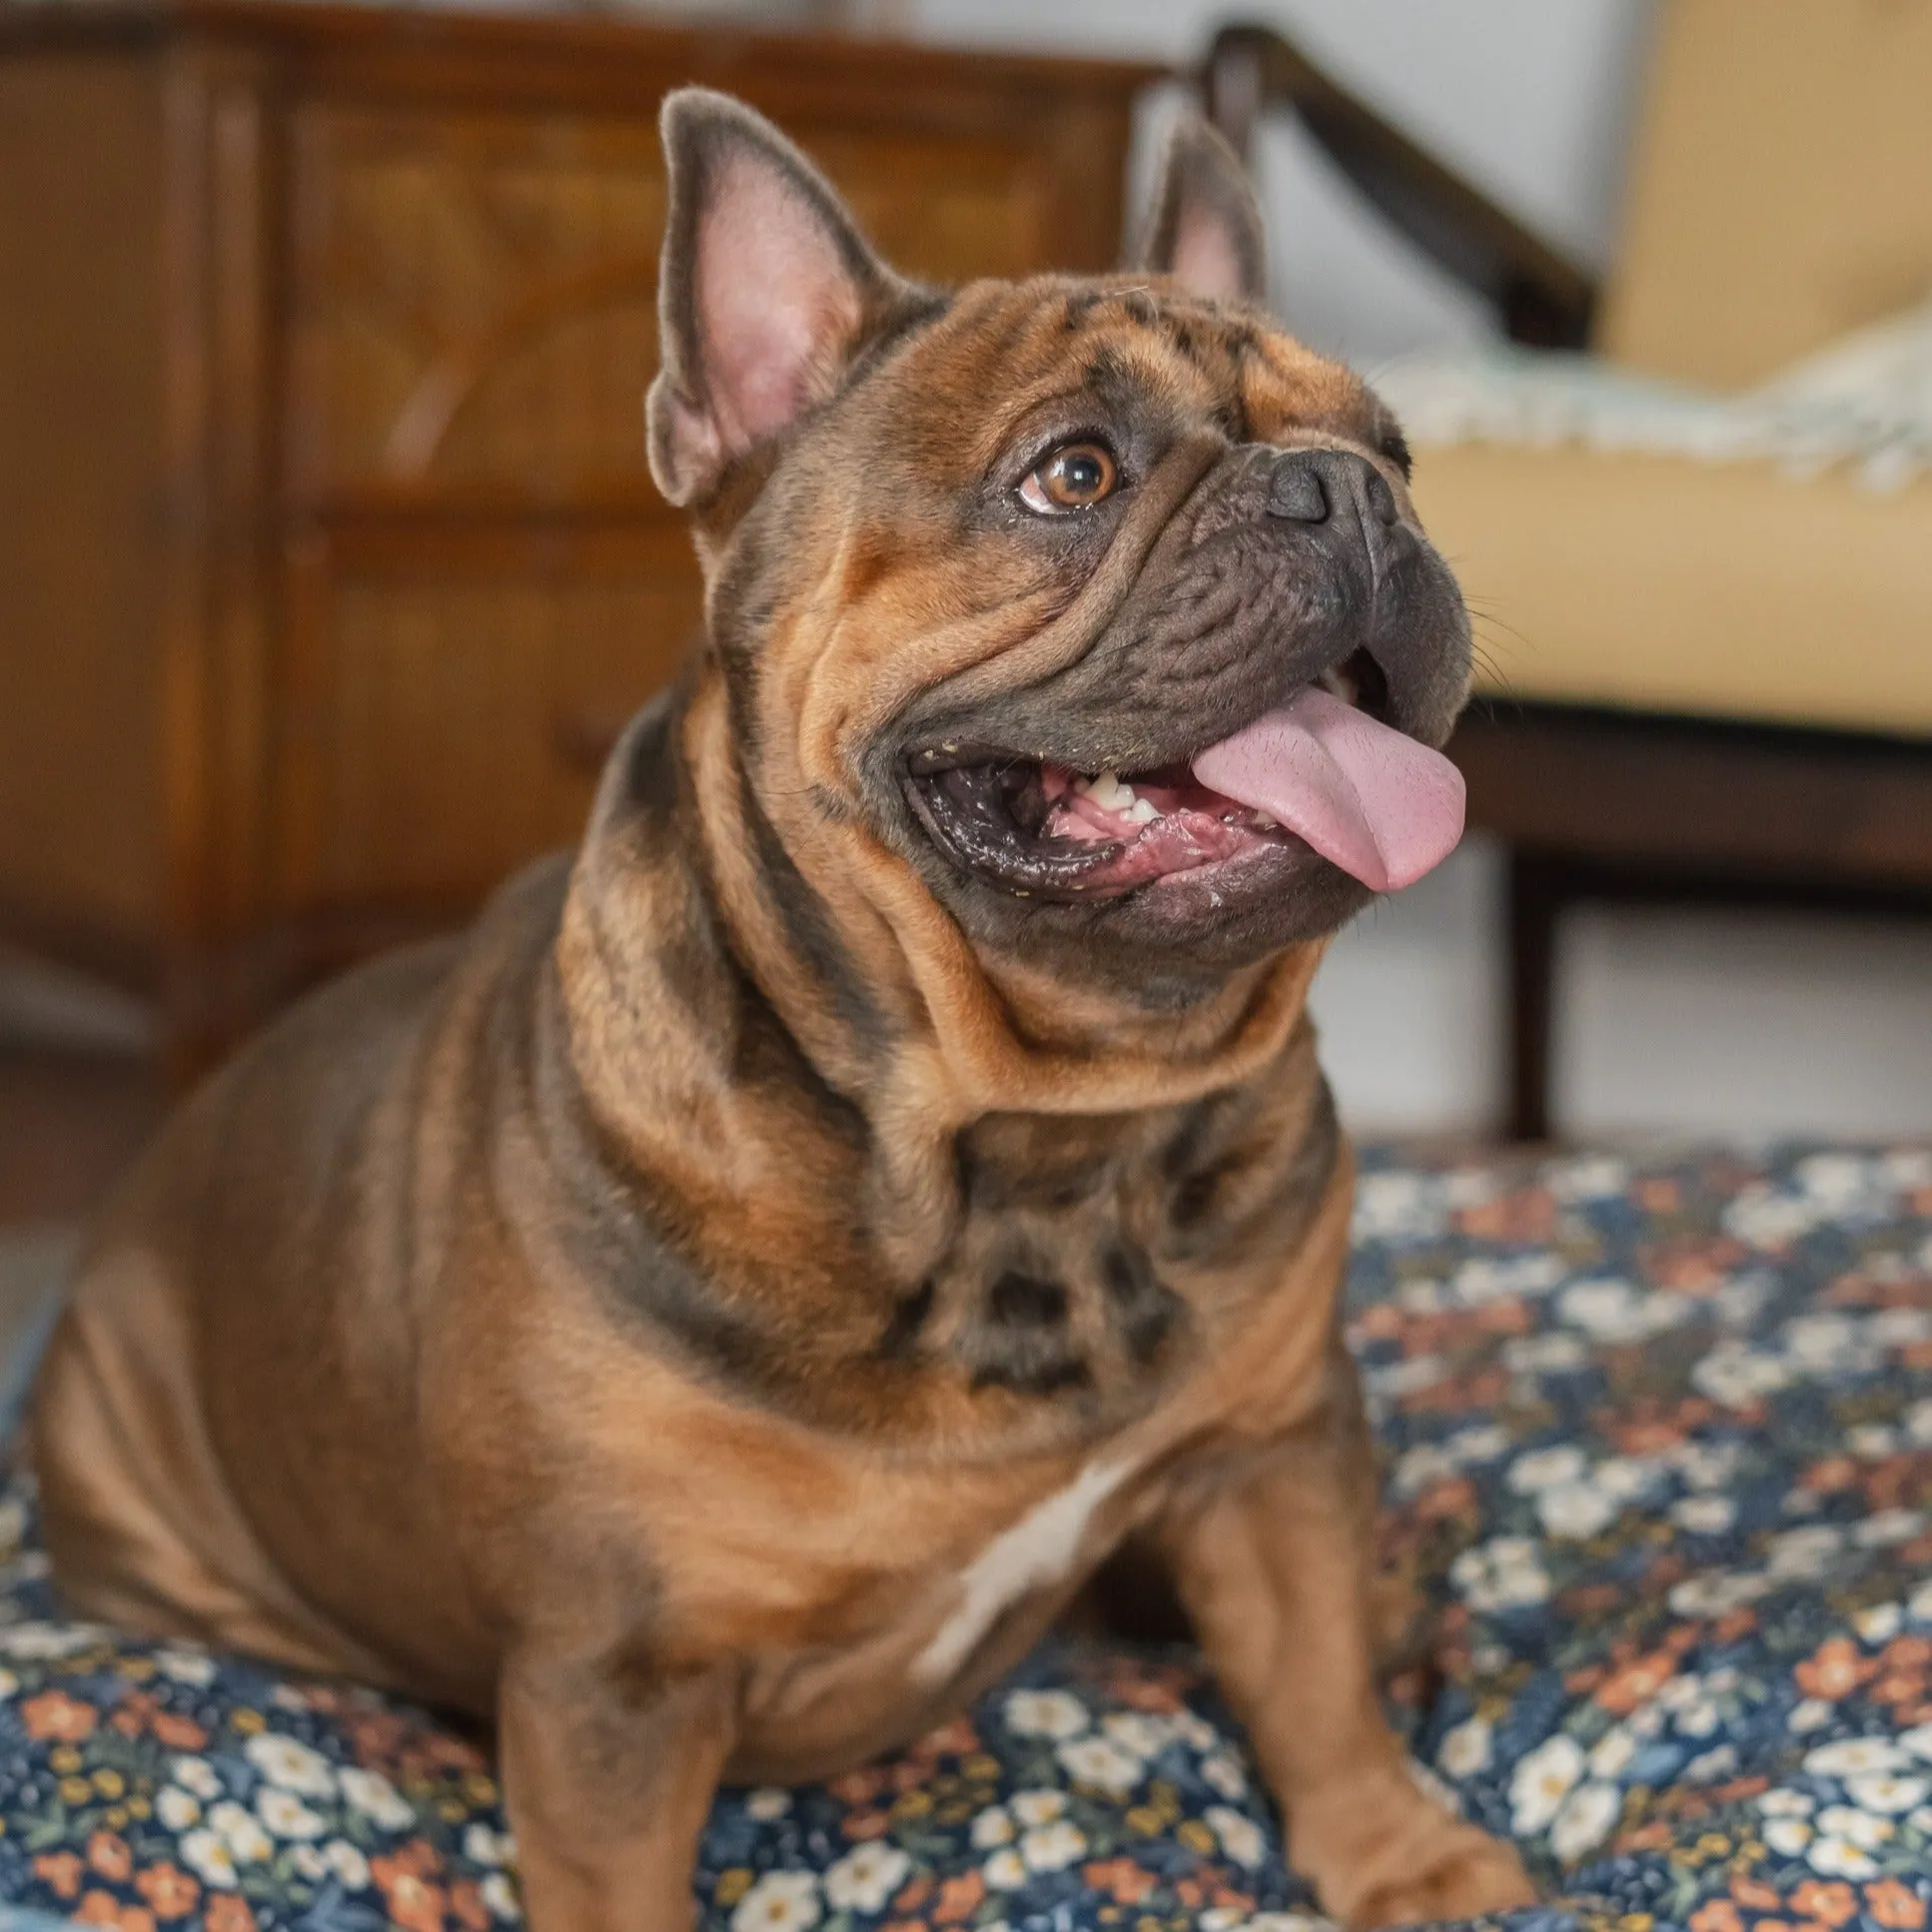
[0,2,1164,102]
[1202,22,1596,349]
[1453,704,1932,1142]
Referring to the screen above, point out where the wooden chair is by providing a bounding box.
[1207,0,1932,1140]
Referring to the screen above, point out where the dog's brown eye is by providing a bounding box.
[1020,442,1118,513]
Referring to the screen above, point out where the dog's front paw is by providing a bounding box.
[1292,1779,1535,1930]
[1343,1822,1535,1929]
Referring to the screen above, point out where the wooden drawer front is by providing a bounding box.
[281,526,700,906]
[286,103,1059,501]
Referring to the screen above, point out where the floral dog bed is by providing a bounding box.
[0,1143,1927,1932]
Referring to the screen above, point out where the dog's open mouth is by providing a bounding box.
[904,651,1466,904]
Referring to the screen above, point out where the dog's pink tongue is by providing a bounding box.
[1191,686,1465,892]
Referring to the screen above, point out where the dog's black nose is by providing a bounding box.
[1266,449,1399,528]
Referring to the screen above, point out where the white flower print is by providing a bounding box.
[0,1668,16,1702]
[1502,1333,1590,1377]
[1857,1602,1907,1643]
[1816,1804,1893,1849]
[171,1754,225,1801]
[823,1842,911,1914]
[731,1870,821,1932]
[1855,1508,1926,1547]
[1510,1735,1584,1833]
[0,1621,109,1659]
[208,1798,274,1863]
[243,1732,337,1797]
[339,1765,415,1830]
[156,1786,202,1832]
[1669,1495,1736,1535]
[482,1872,521,1922]
[1588,1728,1636,1780]
[1549,1781,1620,1862]
[1538,1479,1617,1541]
[1102,1711,1170,1758]
[256,1787,327,1840]
[466,1823,516,1866]
[744,1789,791,1823]
[1009,1789,1066,1827]
[1684,1745,1737,1784]
[1807,1836,1878,1880]
[326,1839,372,1891]
[982,1848,1028,1891]
[1762,1818,1814,1858]
[1003,1689,1088,1740]
[1450,1535,1551,1612]
[970,1807,1015,1849]
[1768,1525,1846,1580]
[1848,1773,1930,1814]
[1805,1738,1909,1777]
[1692,1342,1793,1408]
[290,1844,330,1882]
[1507,1446,1588,1493]
[1900,1722,1932,1761]
[180,1827,240,1889]
[1205,1806,1266,1869]
[1202,1749,1249,1799]
[154,1646,217,1686]
[1757,1790,1816,1816]
[1439,1717,1492,1780]
[1019,1820,1086,1872]
[1057,1735,1144,1795]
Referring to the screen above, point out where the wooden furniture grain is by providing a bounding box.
[1207,4,1932,1140]
[0,0,1158,1067]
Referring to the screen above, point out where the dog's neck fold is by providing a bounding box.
[652,667,1324,1272]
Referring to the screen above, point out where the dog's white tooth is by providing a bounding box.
[1254,811,1278,830]
[1127,797,1159,824]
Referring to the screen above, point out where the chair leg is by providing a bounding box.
[1505,852,1562,1144]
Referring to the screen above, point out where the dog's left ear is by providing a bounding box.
[1132,115,1268,306]
[647,89,916,507]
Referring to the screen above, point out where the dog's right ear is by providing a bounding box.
[647,89,914,508]
[1132,115,1269,307]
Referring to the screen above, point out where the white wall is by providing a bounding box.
[892,0,1932,1141]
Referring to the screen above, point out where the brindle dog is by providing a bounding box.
[31,91,1535,1930]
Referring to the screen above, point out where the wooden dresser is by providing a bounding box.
[0,0,1160,1063]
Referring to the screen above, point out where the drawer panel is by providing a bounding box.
[280,522,702,906]
[285,103,1052,501]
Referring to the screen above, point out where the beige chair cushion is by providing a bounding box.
[1412,445,1932,737]
[1602,0,1932,391]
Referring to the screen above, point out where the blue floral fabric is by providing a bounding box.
[0,1143,1928,1932]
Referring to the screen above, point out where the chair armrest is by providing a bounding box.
[1204,22,1597,348]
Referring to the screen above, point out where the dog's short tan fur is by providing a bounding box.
[32,94,1534,1929]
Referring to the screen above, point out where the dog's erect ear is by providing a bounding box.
[646,89,913,507]
[1133,115,1268,306]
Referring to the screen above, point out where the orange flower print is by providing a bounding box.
[88,1832,134,1882]
[374,1851,449,1932]
[134,1863,201,1922]
[1868,1881,1929,1930]
[450,1878,489,1931]
[75,1894,155,1932]
[149,1713,208,1751]
[1082,1858,1157,1906]
[1596,1651,1678,1715]
[204,1897,258,1932]
[23,1690,98,1742]
[1733,1880,1784,1911]
[34,1851,85,1900]
[1796,1637,1879,1701]
[1791,1881,1858,1927]
[1689,1903,1743,1932]
[932,1873,984,1923]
